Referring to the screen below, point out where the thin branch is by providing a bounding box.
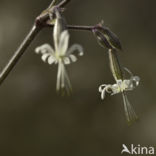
[46,24,95,31]
[58,0,71,7]
[0,25,42,85]
[48,0,57,9]
[67,25,94,31]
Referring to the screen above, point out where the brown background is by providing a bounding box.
[0,0,156,155]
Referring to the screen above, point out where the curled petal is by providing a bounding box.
[35,47,42,54]
[35,44,55,55]
[101,89,106,100]
[132,76,140,86]
[70,54,77,62]
[99,84,112,99]
[64,57,71,65]
[99,84,107,92]
[48,56,56,65]
[41,53,51,62]
[67,44,84,56]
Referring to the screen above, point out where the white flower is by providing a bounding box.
[99,68,140,123]
[99,75,140,99]
[35,30,83,94]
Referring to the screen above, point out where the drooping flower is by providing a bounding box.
[99,67,140,123]
[99,48,140,123]
[99,75,139,99]
[99,67,140,98]
[35,30,83,94]
[35,9,83,94]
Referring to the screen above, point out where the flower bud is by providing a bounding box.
[92,28,113,49]
[97,25,122,50]
[93,21,122,51]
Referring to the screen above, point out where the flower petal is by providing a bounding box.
[132,76,140,86]
[69,54,77,62]
[101,89,106,100]
[64,57,71,65]
[111,83,120,95]
[67,44,83,56]
[48,56,56,65]
[99,84,106,92]
[35,47,42,54]
[35,44,55,55]
[41,53,50,62]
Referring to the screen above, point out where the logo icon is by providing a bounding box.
[121,144,155,155]
[121,144,131,154]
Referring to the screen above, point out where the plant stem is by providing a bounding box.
[67,25,94,31]
[0,25,42,85]
[47,24,94,31]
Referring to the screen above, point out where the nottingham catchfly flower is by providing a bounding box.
[99,68,140,99]
[99,67,140,123]
[35,9,83,94]
[99,49,140,123]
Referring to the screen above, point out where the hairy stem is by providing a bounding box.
[0,25,42,85]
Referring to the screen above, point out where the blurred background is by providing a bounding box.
[0,0,156,155]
